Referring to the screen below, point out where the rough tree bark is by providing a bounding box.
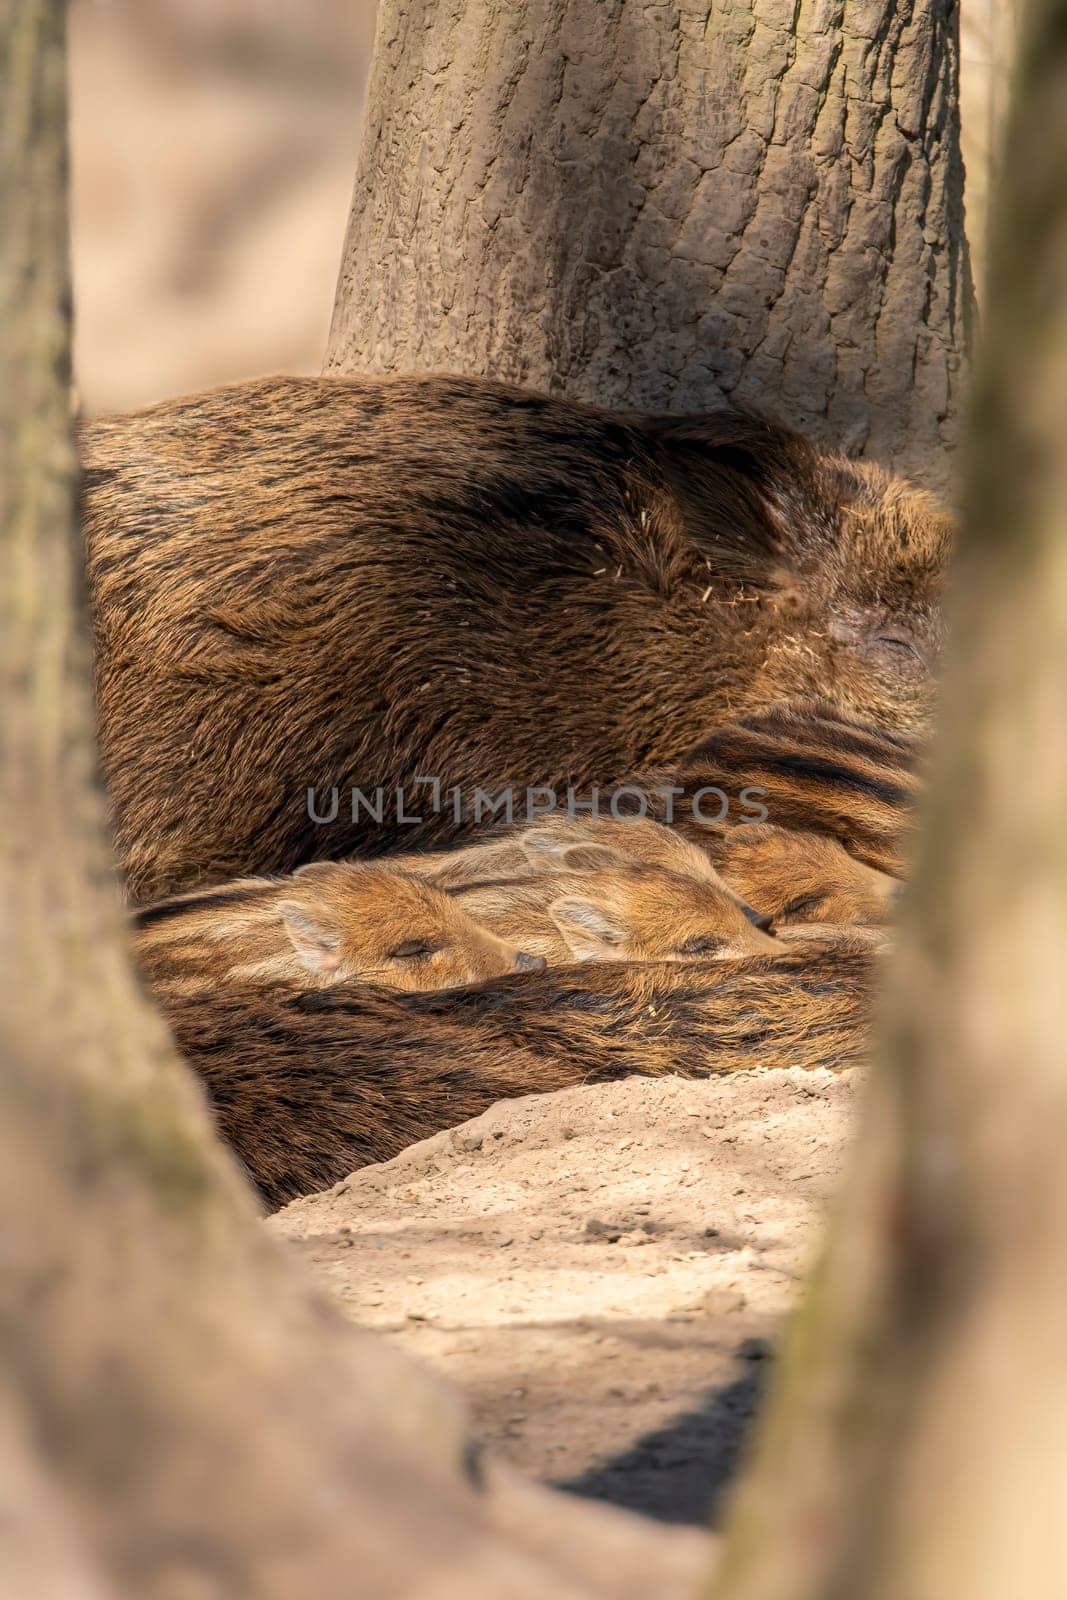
[0,6,704,1595]
[326,0,972,491]
[709,0,1067,1592]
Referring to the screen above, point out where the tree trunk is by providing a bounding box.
[709,0,1067,1592]
[0,6,704,1595]
[326,0,972,491]
[960,0,1019,290]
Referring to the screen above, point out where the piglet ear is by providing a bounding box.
[293,860,344,881]
[278,901,342,973]
[556,843,628,875]
[518,828,565,859]
[548,896,625,961]
[520,829,625,876]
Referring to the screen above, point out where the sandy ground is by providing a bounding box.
[272,1067,856,1528]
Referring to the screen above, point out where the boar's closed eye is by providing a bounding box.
[779,893,825,921]
[387,940,439,960]
[675,934,725,957]
[868,630,927,668]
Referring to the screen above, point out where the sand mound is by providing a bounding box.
[273,1067,855,1528]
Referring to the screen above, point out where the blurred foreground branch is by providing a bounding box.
[710,0,1067,1593]
[0,6,701,1594]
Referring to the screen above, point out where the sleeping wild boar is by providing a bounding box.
[83,376,951,897]
[439,835,776,965]
[159,941,877,1208]
[131,860,543,997]
[709,824,899,926]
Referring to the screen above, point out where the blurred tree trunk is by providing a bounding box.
[0,6,701,1595]
[709,0,1067,1593]
[960,0,1020,291]
[326,0,972,491]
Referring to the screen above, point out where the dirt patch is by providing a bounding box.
[272,1068,855,1528]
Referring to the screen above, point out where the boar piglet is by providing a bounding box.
[445,835,776,965]
[160,941,878,1209]
[635,700,924,878]
[131,861,544,997]
[391,814,726,892]
[710,824,899,926]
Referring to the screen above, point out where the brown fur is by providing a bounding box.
[773,923,892,953]
[82,375,951,898]
[437,840,777,964]
[709,825,899,926]
[394,809,898,930]
[160,942,877,1209]
[635,701,924,877]
[131,861,542,997]
[391,815,726,890]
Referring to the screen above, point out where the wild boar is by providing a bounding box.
[707,824,899,926]
[437,838,776,964]
[159,941,877,1208]
[82,376,950,897]
[634,700,924,877]
[392,724,915,921]
[131,860,543,997]
[390,814,725,891]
